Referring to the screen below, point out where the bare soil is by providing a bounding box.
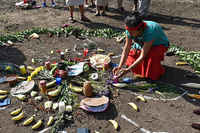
[0,0,200,133]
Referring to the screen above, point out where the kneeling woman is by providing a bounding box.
[113,14,169,80]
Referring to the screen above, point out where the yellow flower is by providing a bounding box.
[27,76,32,81]
[5,66,11,71]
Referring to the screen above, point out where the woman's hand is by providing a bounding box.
[113,67,130,79]
[112,67,122,76]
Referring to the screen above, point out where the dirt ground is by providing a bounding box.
[0,0,200,133]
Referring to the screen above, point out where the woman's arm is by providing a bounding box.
[127,40,153,71]
[118,36,132,68]
[113,36,132,76]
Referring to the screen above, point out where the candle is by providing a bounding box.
[45,61,51,70]
[20,65,27,75]
[39,80,47,94]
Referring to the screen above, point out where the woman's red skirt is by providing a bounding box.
[126,45,168,80]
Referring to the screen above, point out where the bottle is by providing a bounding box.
[59,101,65,113]
[83,48,88,57]
[39,80,47,95]
[60,52,65,60]
[45,61,51,70]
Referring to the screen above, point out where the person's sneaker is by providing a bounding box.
[118,7,124,12]
[101,11,106,16]
[69,17,75,23]
[51,2,56,7]
[84,4,89,8]
[42,2,47,8]
[90,4,95,8]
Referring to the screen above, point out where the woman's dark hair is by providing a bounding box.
[124,13,143,27]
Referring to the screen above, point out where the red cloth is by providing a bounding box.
[126,45,168,80]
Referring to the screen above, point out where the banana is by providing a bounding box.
[47,87,61,97]
[136,96,146,102]
[128,102,139,112]
[0,95,7,100]
[47,116,54,126]
[32,120,42,130]
[12,111,24,121]
[23,115,35,126]
[0,90,8,95]
[69,83,82,93]
[108,120,119,130]
[10,107,22,116]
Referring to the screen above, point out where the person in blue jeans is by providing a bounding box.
[42,0,56,7]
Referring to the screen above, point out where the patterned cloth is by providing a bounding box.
[66,0,84,6]
[96,0,108,6]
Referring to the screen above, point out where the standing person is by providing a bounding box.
[133,0,151,17]
[113,14,169,80]
[95,0,108,16]
[42,0,56,7]
[117,0,124,12]
[105,0,109,11]
[85,0,95,8]
[66,0,89,22]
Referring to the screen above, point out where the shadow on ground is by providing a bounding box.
[89,103,118,120]
[148,12,200,28]
[0,46,26,65]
